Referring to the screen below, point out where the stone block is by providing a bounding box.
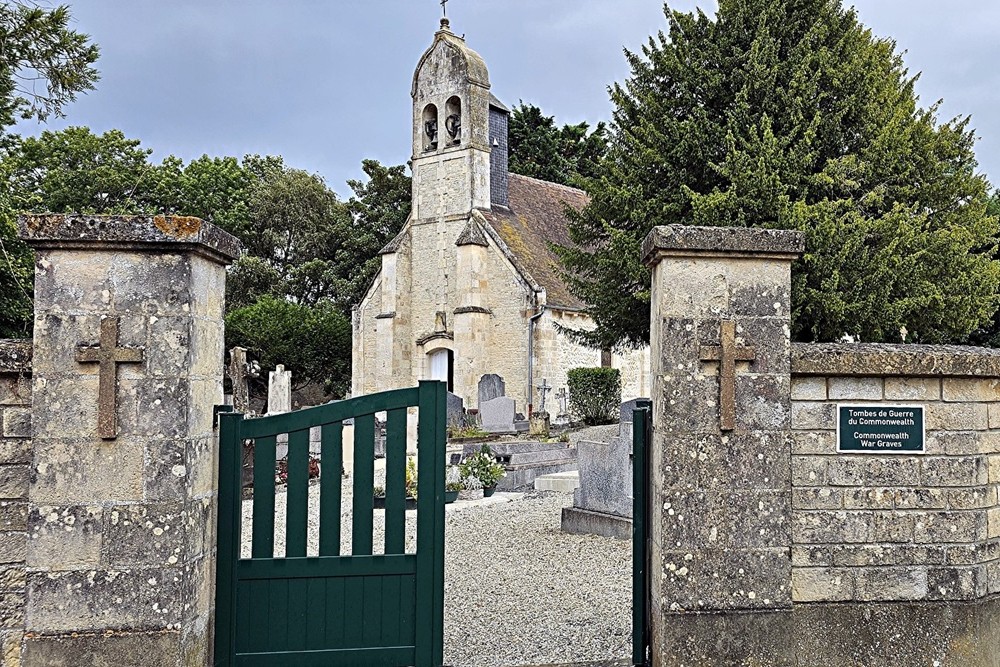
[103,503,185,568]
[27,505,102,570]
[791,453,830,487]
[792,487,843,510]
[827,377,883,401]
[658,375,719,434]
[662,490,788,550]
[0,440,31,466]
[989,454,1000,484]
[825,457,866,486]
[831,544,945,567]
[791,377,826,401]
[0,466,28,500]
[29,376,99,440]
[0,503,26,532]
[0,629,21,667]
[947,486,995,510]
[661,547,791,611]
[143,438,186,502]
[189,254,227,318]
[21,629,181,666]
[118,378,189,439]
[865,457,921,486]
[855,567,928,601]
[844,487,894,510]
[31,439,143,504]
[870,512,914,543]
[26,568,182,632]
[926,402,989,431]
[927,566,987,600]
[731,318,791,374]
[0,565,25,592]
[945,543,997,566]
[701,431,789,492]
[145,315,193,378]
[734,376,790,431]
[895,488,946,510]
[921,456,989,487]
[658,433,702,490]
[0,592,25,629]
[0,375,31,407]
[942,378,1000,403]
[990,403,1000,430]
[1,410,30,439]
[791,402,835,431]
[989,508,1000,539]
[914,511,987,543]
[791,567,854,602]
[926,431,1000,456]
[791,431,836,455]
[791,545,832,567]
[792,511,869,544]
[884,377,940,401]
[0,532,26,565]
[186,437,216,500]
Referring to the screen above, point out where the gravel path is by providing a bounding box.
[240,480,632,666]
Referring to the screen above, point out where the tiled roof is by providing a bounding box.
[481,173,589,310]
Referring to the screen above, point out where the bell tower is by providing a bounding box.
[410,18,493,219]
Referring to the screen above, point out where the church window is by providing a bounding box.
[423,104,439,151]
[445,96,462,145]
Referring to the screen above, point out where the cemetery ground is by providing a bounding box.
[240,475,632,666]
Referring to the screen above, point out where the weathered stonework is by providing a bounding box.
[644,224,802,665]
[645,223,1000,665]
[0,341,31,667]
[16,214,238,666]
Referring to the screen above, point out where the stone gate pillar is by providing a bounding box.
[17,214,239,666]
[641,225,803,665]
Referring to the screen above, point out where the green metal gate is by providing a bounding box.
[214,381,447,667]
[632,400,652,667]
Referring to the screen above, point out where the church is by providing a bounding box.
[351,18,649,414]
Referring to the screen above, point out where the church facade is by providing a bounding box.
[351,19,649,413]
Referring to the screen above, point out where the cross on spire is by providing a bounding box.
[441,0,448,17]
[76,316,144,439]
[699,320,756,432]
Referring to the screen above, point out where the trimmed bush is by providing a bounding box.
[567,367,621,425]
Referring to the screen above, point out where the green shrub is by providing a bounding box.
[567,367,621,425]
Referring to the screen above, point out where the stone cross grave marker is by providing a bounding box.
[536,378,552,413]
[699,319,756,431]
[478,373,506,407]
[75,316,144,439]
[228,346,250,413]
[480,395,516,433]
[556,387,569,416]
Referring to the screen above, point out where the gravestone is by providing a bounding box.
[447,392,465,428]
[478,373,506,406]
[267,364,291,414]
[561,399,648,540]
[479,395,516,433]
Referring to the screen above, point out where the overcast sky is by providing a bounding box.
[16,1,1000,195]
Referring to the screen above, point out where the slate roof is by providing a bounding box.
[480,173,589,310]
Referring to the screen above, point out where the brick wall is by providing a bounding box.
[789,344,1000,604]
[0,340,31,666]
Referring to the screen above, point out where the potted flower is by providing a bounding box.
[460,444,506,497]
[445,464,465,504]
[373,457,419,510]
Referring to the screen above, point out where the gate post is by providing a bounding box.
[641,225,803,665]
[17,215,239,665]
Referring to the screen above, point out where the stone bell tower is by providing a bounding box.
[410,17,493,218]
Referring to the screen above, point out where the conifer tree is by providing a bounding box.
[558,0,1000,348]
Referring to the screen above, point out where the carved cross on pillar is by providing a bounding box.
[699,320,756,431]
[76,317,144,440]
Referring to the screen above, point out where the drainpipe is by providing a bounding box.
[527,304,546,415]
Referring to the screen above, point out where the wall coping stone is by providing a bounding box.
[0,339,32,373]
[641,224,805,266]
[792,342,1000,378]
[18,213,241,265]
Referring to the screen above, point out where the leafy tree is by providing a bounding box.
[508,103,608,186]
[558,0,1000,349]
[6,127,153,212]
[0,2,99,140]
[225,295,352,396]
[344,159,411,307]
[0,2,99,337]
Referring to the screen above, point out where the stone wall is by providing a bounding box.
[0,341,31,666]
[790,343,1000,604]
